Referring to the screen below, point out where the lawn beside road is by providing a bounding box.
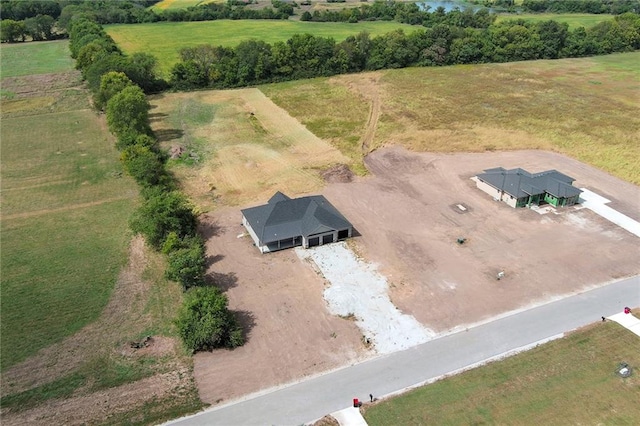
[364,321,640,425]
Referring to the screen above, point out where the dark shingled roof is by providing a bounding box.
[241,192,352,246]
[477,168,582,199]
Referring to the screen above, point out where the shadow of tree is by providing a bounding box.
[234,310,257,342]
[207,271,238,292]
[149,112,168,122]
[199,219,223,239]
[206,254,225,267]
[155,128,184,142]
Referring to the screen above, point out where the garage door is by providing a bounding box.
[322,234,334,245]
[308,237,320,247]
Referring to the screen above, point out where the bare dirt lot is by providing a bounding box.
[195,146,639,405]
[324,147,640,332]
[194,210,367,404]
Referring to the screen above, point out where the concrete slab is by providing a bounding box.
[331,407,368,426]
[608,312,640,337]
[580,189,640,237]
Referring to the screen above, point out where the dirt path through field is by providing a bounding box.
[339,73,381,154]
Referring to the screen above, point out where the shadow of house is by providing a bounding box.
[241,192,353,254]
[475,167,582,208]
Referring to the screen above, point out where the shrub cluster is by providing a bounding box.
[68,15,243,353]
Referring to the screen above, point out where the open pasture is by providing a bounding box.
[0,41,75,78]
[364,321,640,425]
[262,51,640,185]
[496,12,614,29]
[106,20,420,76]
[0,66,138,370]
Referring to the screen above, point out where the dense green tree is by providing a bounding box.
[175,286,244,353]
[120,144,165,188]
[106,85,151,140]
[23,14,55,41]
[165,236,207,290]
[76,40,112,72]
[0,19,26,42]
[127,52,162,93]
[536,20,569,59]
[130,188,198,250]
[94,71,134,111]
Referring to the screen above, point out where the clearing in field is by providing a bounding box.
[149,88,350,210]
[363,321,640,425]
[105,20,420,76]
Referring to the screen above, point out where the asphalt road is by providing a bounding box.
[167,276,640,426]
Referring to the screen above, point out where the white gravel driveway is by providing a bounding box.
[297,242,435,354]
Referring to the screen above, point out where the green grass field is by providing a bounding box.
[496,12,614,29]
[105,20,420,76]
[364,322,640,424]
[0,42,139,370]
[262,51,640,185]
[0,40,76,78]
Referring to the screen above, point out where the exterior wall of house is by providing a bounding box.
[544,193,559,206]
[565,194,580,206]
[504,195,518,208]
[476,179,501,200]
[242,215,265,253]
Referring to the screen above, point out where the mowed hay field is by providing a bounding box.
[0,40,75,78]
[0,40,138,370]
[262,51,640,185]
[1,41,203,425]
[106,20,420,76]
[363,322,640,425]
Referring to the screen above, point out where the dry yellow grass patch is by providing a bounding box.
[150,89,349,210]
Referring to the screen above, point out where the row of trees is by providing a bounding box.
[1,14,57,42]
[171,13,640,90]
[300,3,497,27]
[521,0,639,14]
[69,15,244,354]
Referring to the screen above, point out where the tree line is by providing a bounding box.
[170,13,640,90]
[1,0,292,41]
[69,16,244,354]
[521,0,639,14]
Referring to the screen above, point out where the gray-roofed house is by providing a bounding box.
[474,167,582,208]
[241,192,353,253]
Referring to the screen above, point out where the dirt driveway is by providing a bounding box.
[196,147,639,405]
